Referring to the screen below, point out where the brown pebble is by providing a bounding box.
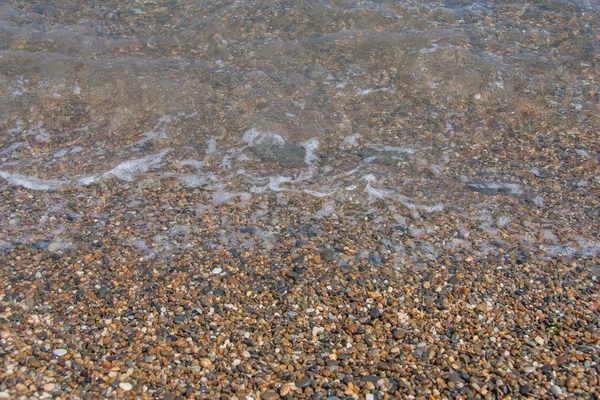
[423,281,431,289]
[261,391,280,400]
[280,383,292,396]
[313,255,322,264]
[566,376,579,388]
[393,329,406,340]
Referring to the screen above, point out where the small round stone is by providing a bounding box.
[550,385,563,396]
[295,377,312,388]
[53,349,67,357]
[212,267,222,274]
[321,248,336,261]
[260,392,279,400]
[119,382,133,391]
[43,383,56,392]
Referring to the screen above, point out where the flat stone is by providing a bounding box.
[295,377,312,388]
[212,267,222,274]
[43,383,56,392]
[261,392,280,400]
[321,249,337,261]
[550,385,562,396]
[467,180,499,195]
[119,382,133,391]
[53,349,67,357]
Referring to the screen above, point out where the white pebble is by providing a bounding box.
[53,349,67,357]
[0,392,10,399]
[212,267,222,274]
[551,385,562,396]
[119,382,133,391]
[312,326,324,336]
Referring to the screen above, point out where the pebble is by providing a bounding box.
[43,383,56,392]
[321,249,336,261]
[212,267,222,274]
[47,242,61,252]
[550,385,562,396]
[566,376,578,388]
[519,384,532,395]
[119,382,133,391]
[279,383,292,396]
[295,377,312,388]
[261,392,279,400]
[423,281,431,289]
[53,349,67,357]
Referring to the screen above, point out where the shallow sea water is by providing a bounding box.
[0,0,599,260]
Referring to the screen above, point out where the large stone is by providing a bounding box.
[243,128,306,168]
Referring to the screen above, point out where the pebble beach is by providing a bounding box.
[1,0,599,399]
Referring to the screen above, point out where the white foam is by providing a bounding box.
[304,189,336,198]
[6,120,24,134]
[576,237,600,257]
[25,122,51,143]
[303,138,319,165]
[135,116,171,146]
[53,149,69,158]
[268,175,294,191]
[315,201,335,218]
[178,159,206,169]
[497,216,512,228]
[343,133,361,148]
[419,44,438,54]
[11,76,28,96]
[543,230,559,242]
[212,190,251,205]
[180,175,209,188]
[541,244,578,257]
[532,195,545,207]
[79,176,98,186]
[366,143,417,154]
[0,171,63,190]
[206,137,218,154]
[0,142,24,156]
[356,87,391,96]
[242,128,261,145]
[103,149,170,182]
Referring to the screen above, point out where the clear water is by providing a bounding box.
[0,0,598,259]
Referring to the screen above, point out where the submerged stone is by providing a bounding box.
[243,128,306,168]
[466,180,500,195]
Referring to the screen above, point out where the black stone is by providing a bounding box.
[295,377,312,388]
[519,384,532,395]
